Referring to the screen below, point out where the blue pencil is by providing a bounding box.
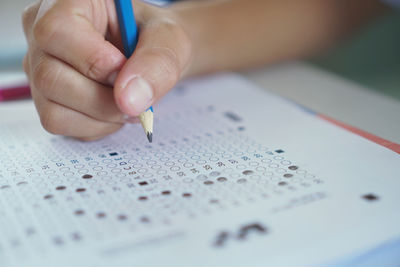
[114,0,154,143]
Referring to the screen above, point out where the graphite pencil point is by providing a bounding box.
[147,132,153,143]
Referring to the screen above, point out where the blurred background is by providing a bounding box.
[312,12,400,100]
[1,0,399,100]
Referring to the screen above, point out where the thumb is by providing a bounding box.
[114,18,192,117]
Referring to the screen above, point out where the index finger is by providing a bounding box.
[33,0,125,84]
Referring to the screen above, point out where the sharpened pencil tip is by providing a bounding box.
[147,132,153,143]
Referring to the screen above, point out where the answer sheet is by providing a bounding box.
[0,74,399,267]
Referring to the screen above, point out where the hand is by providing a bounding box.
[23,0,192,140]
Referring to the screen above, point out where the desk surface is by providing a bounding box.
[1,62,400,144]
[242,62,400,144]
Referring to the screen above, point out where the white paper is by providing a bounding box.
[0,72,28,89]
[0,74,399,267]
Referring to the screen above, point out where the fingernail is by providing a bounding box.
[122,114,140,124]
[120,76,153,116]
[107,71,118,86]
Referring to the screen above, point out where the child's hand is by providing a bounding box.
[22,0,192,140]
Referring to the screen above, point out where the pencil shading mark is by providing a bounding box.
[82,174,93,179]
[43,194,54,199]
[237,223,268,240]
[97,212,106,219]
[74,209,85,216]
[242,170,254,175]
[217,177,228,182]
[362,193,379,202]
[118,214,128,221]
[214,222,268,247]
[56,186,66,190]
[224,111,242,122]
[214,231,230,247]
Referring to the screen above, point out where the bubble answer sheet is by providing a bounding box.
[0,73,400,267]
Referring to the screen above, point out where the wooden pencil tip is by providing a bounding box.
[139,109,154,143]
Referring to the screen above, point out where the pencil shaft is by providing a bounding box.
[114,0,154,142]
[114,0,138,58]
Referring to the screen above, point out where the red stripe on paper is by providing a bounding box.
[319,114,400,154]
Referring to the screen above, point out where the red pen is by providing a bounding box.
[0,84,31,102]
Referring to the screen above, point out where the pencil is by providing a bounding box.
[114,0,154,143]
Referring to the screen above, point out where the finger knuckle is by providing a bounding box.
[32,14,58,48]
[84,42,125,81]
[32,58,60,95]
[22,6,35,34]
[85,51,106,80]
[163,20,192,60]
[40,105,64,135]
[176,28,192,66]
[153,47,181,83]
